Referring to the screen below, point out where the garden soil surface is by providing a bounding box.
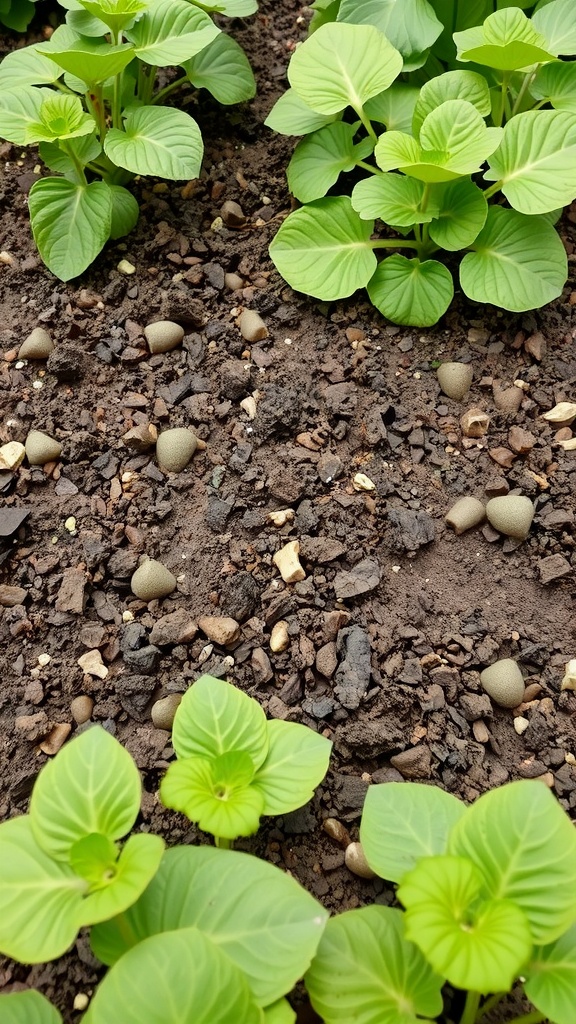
[1,2,576,1020]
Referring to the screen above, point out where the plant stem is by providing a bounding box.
[459,991,481,1024]
[152,74,189,106]
[354,104,378,145]
[60,141,87,185]
[508,1013,545,1024]
[483,180,503,200]
[477,993,505,1018]
[215,836,232,849]
[112,30,124,130]
[87,86,107,142]
[355,159,382,175]
[138,63,158,105]
[510,71,535,119]
[420,182,431,214]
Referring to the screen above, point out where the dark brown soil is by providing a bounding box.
[1,2,575,1020]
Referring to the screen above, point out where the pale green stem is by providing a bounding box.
[483,180,503,200]
[86,85,107,142]
[355,159,383,175]
[152,74,189,106]
[507,1013,545,1024]
[459,991,481,1024]
[510,70,536,119]
[477,993,505,1018]
[112,30,123,130]
[354,104,378,145]
[60,140,87,185]
[215,836,232,849]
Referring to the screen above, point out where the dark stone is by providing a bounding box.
[388,508,435,552]
[283,803,317,834]
[334,625,371,709]
[331,773,369,819]
[123,644,161,674]
[333,558,381,601]
[47,345,89,382]
[120,621,148,653]
[205,494,234,532]
[115,674,157,721]
[220,571,260,622]
[0,507,30,537]
[537,554,572,585]
[301,695,336,718]
[335,718,405,758]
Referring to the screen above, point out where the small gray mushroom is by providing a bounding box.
[144,320,184,354]
[19,327,54,359]
[25,430,62,465]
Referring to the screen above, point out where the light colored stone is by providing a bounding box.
[225,272,243,291]
[71,695,94,725]
[238,309,268,342]
[437,362,473,401]
[131,558,177,601]
[270,620,290,652]
[445,496,485,535]
[39,723,71,755]
[144,320,184,354]
[267,509,294,528]
[460,408,490,438]
[78,649,108,680]
[151,694,182,730]
[198,615,241,646]
[480,658,525,709]
[221,200,245,227]
[323,818,351,846]
[352,473,376,492]
[345,841,376,879]
[123,423,158,452]
[0,584,26,607]
[561,659,576,692]
[156,428,198,472]
[514,716,529,735]
[273,540,306,583]
[25,430,62,466]
[486,495,534,540]
[0,441,26,471]
[19,327,54,359]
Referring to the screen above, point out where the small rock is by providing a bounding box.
[460,408,490,438]
[537,553,572,585]
[71,695,94,725]
[489,447,516,469]
[345,842,376,879]
[19,327,54,359]
[270,620,290,652]
[334,558,380,600]
[318,452,343,483]
[150,609,197,645]
[486,495,534,540]
[25,430,62,466]
[388,508,435,552]
[493,385,523,413]
[131,558,177,601]
[437,362,473,401]
[0,441,26,471]
[225,271,243,291]
[156,428,198,472]
[123,645,161,674]
[323,818,351,847]
[15,711,49,741]
[334,625,371,709]
[123,423,158,452]
[524,332,546,361]
[251,646,274,685]
[316,642,338,678]
[151,693,182,730]
[144,320,184,354]
[55,568,86,615]
[390,745,432,779]
[0,584,26,607]
[77,649,108,680]
[508,426,536,454]
[480,658,525,709]
[39,723,71,756]
[219,571,260,622]
[221,200,246,227]
[238,309,268,342]
[273,540,306,584]
[445,496,485,535]
[198,615,241,646]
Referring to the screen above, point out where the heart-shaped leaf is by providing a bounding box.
[0,0,35,31]
[454,7,556,69]
[428,178,488,250]
[486,109,576,215]
[39,134,102,183]
[360,782,466,882]
[352,173,440,225]
[126,0,219,66]
[104,106,203,179]
[269,196,377,301]
[306,905,444,1024]
[288,22,402,116]
[448,779,576,944]
[532,0,576,56]
[76,0,150,34]
[0,991,62,1024]
[252,719,332,816]
[337,0,442,72]
[412,70,491,139]
[160,752,265,840]
[171,675,269,766]
[84,927,263,1024]
[367,255,453,327]
[459,206,568,312]
[265,89,338,136]
[0,86,52,145]
[26,93,96,144]
[109,184,139,239]
[288,121,369,202]
[364,84,419,133]
[398,855,533,993]
[524,924,576,1024]
[30,726,142,860]
[183,32,255,105]
[0,45,63,89]
[531,61,576,113]
[91,845,329,1007]
[29,177,112,280]
[76,832,165,925]
[40,39,135,86]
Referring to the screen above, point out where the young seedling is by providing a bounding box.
[159,673,332,846]
[305,779,576,1024]
[0,726,164,963]
[267,0,576,326]
[0,0,257,279]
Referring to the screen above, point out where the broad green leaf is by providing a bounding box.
[0,45,63,89]
[531,61,576,113]
[193,0,257,13]
[84,927,263,1024]
[360,782,466,882]
[428,179,488,250]
[367,255,453,327]
[0,86,52,146]
[412,71,491,139]
[76,0,150,34]
[109,184,139,239]
[0,991,62,1024]
[454,8,555,69]
[171,675,269,766]
[287,122,368,202]
[0,816,86,963]
[352,174,440,225]
[486,109,576,215]
[365,84,419,134]
[183,32,255,104]
[375,101,502,182]
[337,0,442,72]
[525,924,576,1024]
[264,1001,296,1024]
[0,0,34,31]
[265,89,338,136]
[253,720,332,816]
[288,22,403,116]
[460,206,567,312]
[269,196,377,301]
[40,40,136,86]
[399,855,532,994]
[91,845,329,1008]
[39,134,102,182]
[126,0,219,66]
[160,752,265,840]
[532,0,576,56]
[29,177,112,280]
[70,833,118,885]
[306,905,444,1024]
[76,833,165,925]
[309,0,340,33]
[26,94,96,144]
[30,726,141,860]
[66,6,109,35]
[449,780,576,945]
[427,0,493,62]
[104,106,203,179]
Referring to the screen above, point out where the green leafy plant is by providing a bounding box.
[267,0,576,326]
[305,779,576,1024]
[0,726,164,962]
[0,0,37,32]
[160,673,333,846]
[0,0,257,280]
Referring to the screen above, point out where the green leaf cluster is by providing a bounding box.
[0,0,257,280]
[160,674,332,842]
[267,0,576,325]
[305,779,576,1024]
